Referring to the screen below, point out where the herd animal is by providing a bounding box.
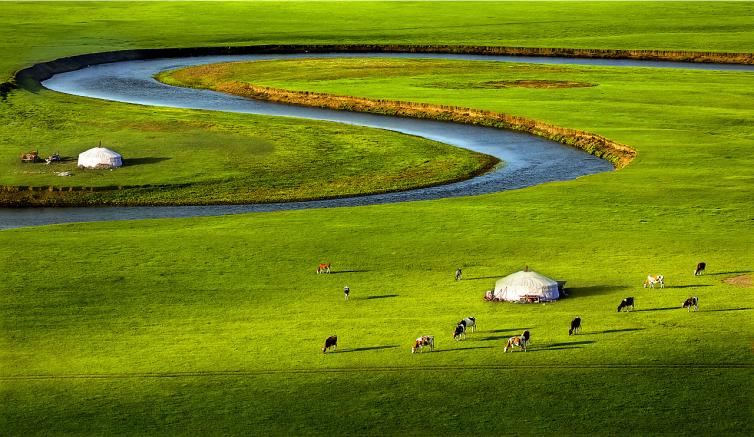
[412,335,435,353]
[569,317,581,335]
[453,317,476,341]
[319,262,707,356]
[694,262,706,276]
[643,275,665,289]
[322,335,338,353]
[682,296,699,312]
[504,331,530,352]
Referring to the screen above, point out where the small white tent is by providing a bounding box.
[493,269,560,302]
[77,147,122,169]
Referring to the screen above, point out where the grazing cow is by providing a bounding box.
[569,317,581,335]
[643,275,665,289]
[412,335,435,353]
[453,323,466,341]
[694,262,706,276]
[617,297,635,312]
[458,317,476,333]
[504,330,530,352]
[682,296,699,312]
[322,335,338,353]
[455,268,463,281]
[317,263,331,274]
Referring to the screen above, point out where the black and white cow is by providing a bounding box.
[322,335,338,353]
[453,317,476,341]
[569,317,582,335]
[682,296,699,312]
[617,297,635,312]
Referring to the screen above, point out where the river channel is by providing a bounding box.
[3,52,752,229]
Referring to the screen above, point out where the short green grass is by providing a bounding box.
[1,1,754,435]
[0,90,493,205]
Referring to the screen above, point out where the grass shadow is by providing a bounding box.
[123,157,171,166]
[366,294,399,300]
[335,345,398,354]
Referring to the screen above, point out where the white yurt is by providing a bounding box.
[493,268,560,302]
[77,147,122,169]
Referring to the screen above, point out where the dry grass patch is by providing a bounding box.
[723,275,752,288]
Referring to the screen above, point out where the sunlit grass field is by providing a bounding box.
[1,1,753,435]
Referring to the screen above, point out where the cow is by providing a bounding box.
[504,330,530,352]
[682,296,699,312]
[412,335,435,353]
[317,263,331,274]
[455,268,462,281]
[694,262,706,276]
[617,297,635,312]
[643,275,665,289]
[453,323,466,341]
[322,335,337,353]
[569,317,581,335]
[458,317,476,333]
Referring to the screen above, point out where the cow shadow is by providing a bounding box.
[331,270,371,274]
[123,157,171,166]
[489,328,532,333]
[431,345,495,353]
[635,307,678,312]
[366,294,399,300]
[335,345,398,354]
[463,275,507,281]
[588,328,644,335]
[544,341,595,348]
[480,335,511,341]
[706,270,752,276]
[668,284,712,289]
[702,307,752,313]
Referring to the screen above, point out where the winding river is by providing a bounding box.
[3,52,753,230]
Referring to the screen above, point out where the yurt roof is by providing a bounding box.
[495,270,558,288]
[78,147,121,158]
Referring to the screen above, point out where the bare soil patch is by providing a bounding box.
[724,275,752,288]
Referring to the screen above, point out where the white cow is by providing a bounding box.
[643,274,665,289]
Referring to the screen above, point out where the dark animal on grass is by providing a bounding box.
[682,296,699,312]
[412,335,435,353]
[617,297,635,312]
[569,317,581,335]
[322,335,337,353]
[317,263,331,274]
[643,274,665,289]
[504,330,530,352]
[453,323,466,341]
[455,268,462,281]
[694,262,706,276]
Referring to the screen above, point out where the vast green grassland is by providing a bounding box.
[1,1,753,436]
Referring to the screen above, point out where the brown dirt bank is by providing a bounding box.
[204,81,635,168]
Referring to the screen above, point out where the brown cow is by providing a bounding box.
[412,335,435,353]
[504,331,530,352]
[317,263,331,274]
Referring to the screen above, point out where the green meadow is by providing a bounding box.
[1,1,753,435]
